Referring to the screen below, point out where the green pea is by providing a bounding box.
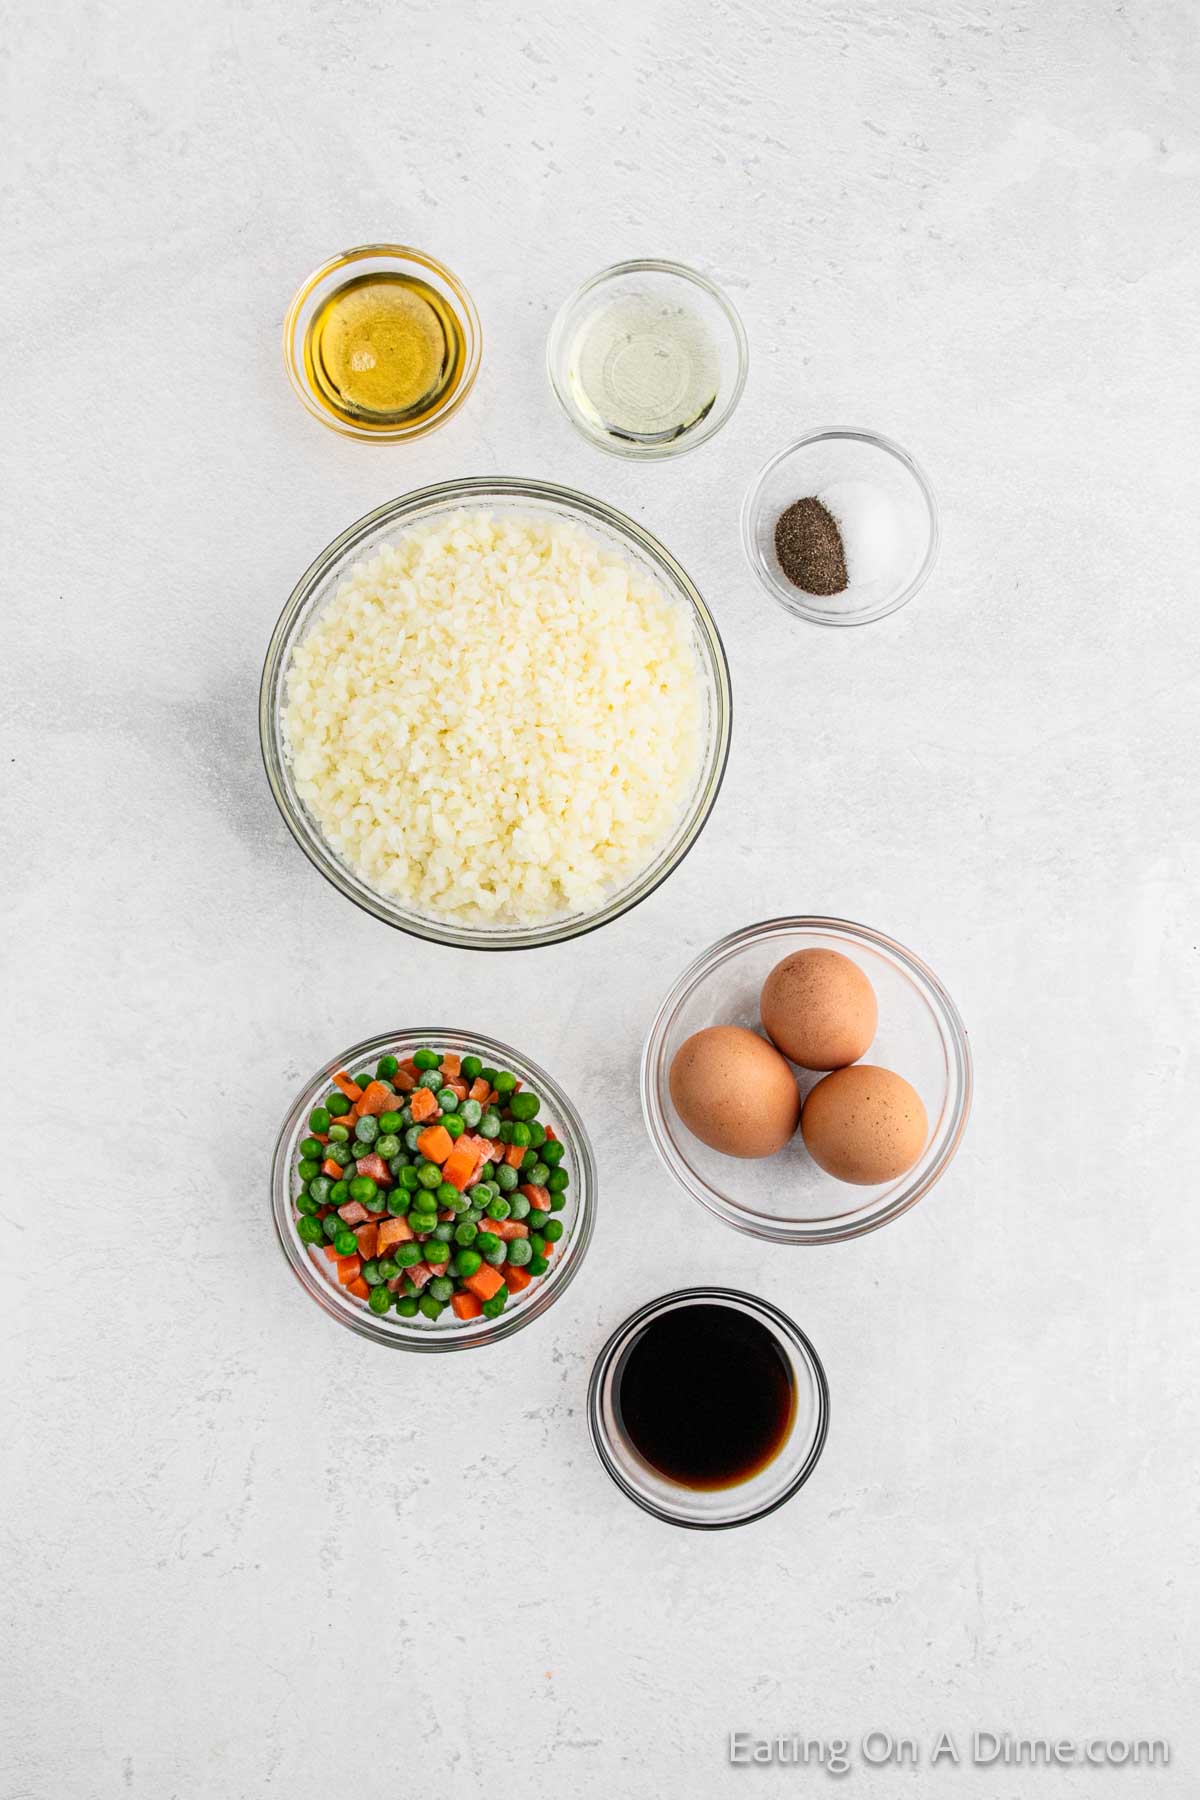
[409,1213,438,1237]
[453,1249,482,1278]
[327,1123,351,1143]
[333,1229,358,1257]
[367,1285,390,1315]
[493,1071,517,1096]
[549,1192,566,1211]
[527,1122,546,1148]
[376,1054,399,1079]
[435,1087,459,1113]
[528,1254,549,1276]
[443,1113,466,1140]
[299,1136,323,1160]
[297,1215,324,1244]
[354,1115,379,1145]
[432,1222,455,1244]
[428,1276,454,1303]
[362,1260,383,1286]
[375,1134,401,1160]
[530,1232,546,1256]
[419,1295,445,1320]
[466,1204,485,1224]
[508,1193,531,1221]
[395,1295,419,1318]
[480,1066,498,1086]
[404,1126,424,1152]
[388,1154,411,1176]
[546,1169,568,1192]
[327,1141,355,1168]
[425,1240,450,1267]
[297,1158,319,1182]
[387,1189,412,1217]
[431,1182,456,1208]
[487,1196,511,1221]
[329,1180,349,1206]
[483,1241,507,1268]
[540,1140,565,1166]
[482,1291,508,1320]
[461,1055,483,1082]
[416,1162,441,1190]
[496,1163,518,1192]
[396,1243,422,1269]
[323,1214,342,1241]
[352,1070,373,1088]
[412,1048,441,1071]
[377,1258,399,1281]
[399,1165,422,1191]
[512,1122,534,1148]
[476,1231,500,1256]
[479,1110,501,1139]
[325,1093,350,1117]
[379,1108,403,1132]
[308,1175,333,1204]
[498,1120,515,1144]
[509,1092,540,1121]
[454,1220,478,1247]
[460,1099,482,1129]
[506,1237,532,1267]
[525,1161,549,1187]
[542,1218,564,1242]
[520,1148,539,1171]
[295,1191,320,1217]
[348,1175,378,1205]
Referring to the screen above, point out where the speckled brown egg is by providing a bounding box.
[800,1064,927,1185]
[760,947,878,1071]
[668,1025,801,1159]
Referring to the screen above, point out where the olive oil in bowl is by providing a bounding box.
[284,246,481,441]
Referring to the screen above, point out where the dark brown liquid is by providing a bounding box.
[612,1302,795,1490]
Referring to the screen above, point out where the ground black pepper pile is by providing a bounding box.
[774,497,848,595]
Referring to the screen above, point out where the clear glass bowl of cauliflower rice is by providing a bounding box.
[260,478,732,948]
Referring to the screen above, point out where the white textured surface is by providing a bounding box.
[3,2,1198,1795]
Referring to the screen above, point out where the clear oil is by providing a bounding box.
[568,294,719,445]
[304,272,466,431]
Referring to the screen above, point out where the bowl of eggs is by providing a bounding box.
[641,917,972,1244]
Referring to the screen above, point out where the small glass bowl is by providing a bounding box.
[742,429,939,625]
[547,259,748,459]
[259,477,731,950]
[272,1030,596,1350]
[642,917,972,1244]
[588,1288,830,1528]
[282,244,482,442]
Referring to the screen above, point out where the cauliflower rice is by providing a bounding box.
[281,510,704,923]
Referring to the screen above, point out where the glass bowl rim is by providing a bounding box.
[740,427,941,626]
[640,915,973,1244]
[586,1285,831,1528]
[258,475,733,950]
[271,1027,597,1351]
[546,257,750,460]
[282,242,483,442]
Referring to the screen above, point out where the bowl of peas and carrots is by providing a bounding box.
[271,1030,596,1349]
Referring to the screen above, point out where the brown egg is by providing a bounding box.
[760,947,877,1071]
[669,1025,801,1159]
[801,1064,927,1185]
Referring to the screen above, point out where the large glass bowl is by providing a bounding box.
[641,918,972,1244]
[259,478,732,950]
[271,1030,596,1351]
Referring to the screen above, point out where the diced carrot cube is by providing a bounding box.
[322,1244,340,1262]
[505,1142,526,1168]
[520,1183,551,1211]
[490,1218,529,1241]
[337,1200,369,1225]
[354,1222,379,1260]
[441,1053,462,1078]
[347,1277,370,1299]
[392,1067,416,1092]
[332,1071,363,1103]
[451,1290,482,1320]
[406,1261,434,1291]
[376,1217,414,1254]
[357,1081,398,1117]
[335,1254,362,1286]
[321,1158,342,1180]
[410,1087,438,1122]
[416,1124,453,1165]
[441,1143,479,1191]
[543,1126,558,1143]
[463,1265,504,1303]
[468,1078,490,1103]
[503,1264,532,1292]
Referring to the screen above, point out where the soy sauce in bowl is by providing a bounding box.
[612,1301,796,1489]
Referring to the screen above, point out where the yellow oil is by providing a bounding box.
[304,272,466,430]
